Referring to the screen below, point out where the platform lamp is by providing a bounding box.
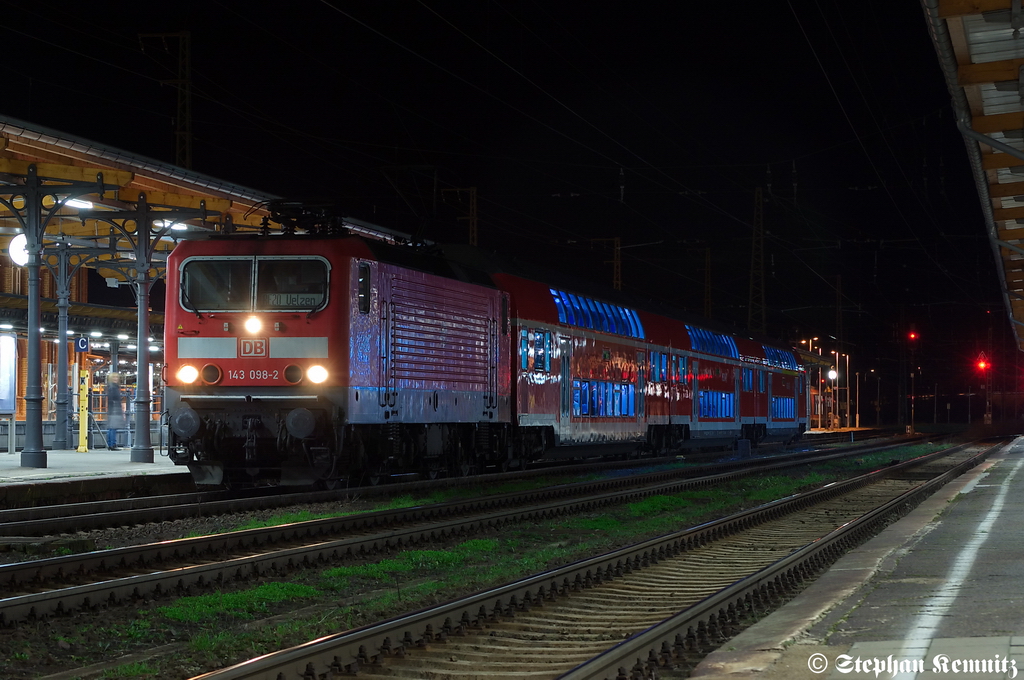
[800,337,819,428]
[827,367,838,429]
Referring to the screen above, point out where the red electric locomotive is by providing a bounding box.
[164,232,511,486]
[164,221,807,487]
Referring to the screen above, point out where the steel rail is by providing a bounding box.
[0,434,913,537]
[182,440,990,680]
[556,440,1001,679]
[0,438,932,625]
[0,431,904,536]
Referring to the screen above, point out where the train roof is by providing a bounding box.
[438,244,800,368]
[167,231,800,369]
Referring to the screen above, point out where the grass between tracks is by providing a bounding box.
[6,444,943,680]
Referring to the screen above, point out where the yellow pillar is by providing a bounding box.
[76,370,89,452]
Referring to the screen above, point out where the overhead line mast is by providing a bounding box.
[139,32,193,170]
[747,187,766,335]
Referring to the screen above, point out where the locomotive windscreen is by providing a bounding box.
[256,259,328,310]
[181,257,329,312]
[181,259,252,311]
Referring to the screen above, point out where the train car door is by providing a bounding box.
[636,351,645,420]
[559,336,571,424]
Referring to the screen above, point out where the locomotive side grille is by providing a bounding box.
[390,278,492,387]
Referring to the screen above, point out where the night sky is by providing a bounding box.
[2,1,1013,420]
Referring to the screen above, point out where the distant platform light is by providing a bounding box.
[66,199,93,209]
[9,233,28,266]
[90,331,102,337]
[117,334,129,340]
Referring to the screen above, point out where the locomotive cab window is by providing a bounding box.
[181,258,253,311]
[357,263,371,314]
[257,259,329,311]
[181,256,330,312]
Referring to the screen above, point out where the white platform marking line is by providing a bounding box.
[891,451,1024,680]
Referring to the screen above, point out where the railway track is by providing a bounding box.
[0,437,924,627]
[0,432,910,538]
[181,439,999,680]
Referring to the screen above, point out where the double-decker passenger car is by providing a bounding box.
[485,270,807,463]
[164,226,807,487]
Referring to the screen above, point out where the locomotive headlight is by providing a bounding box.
[307,365,329,384]
[244,316,262,334]
[176,365,199,384]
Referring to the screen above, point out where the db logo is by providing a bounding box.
[240,338,267,357]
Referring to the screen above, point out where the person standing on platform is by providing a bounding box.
[105,372,124,450]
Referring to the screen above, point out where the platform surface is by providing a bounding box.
[692,436,1024,680]
[0,446,184,485]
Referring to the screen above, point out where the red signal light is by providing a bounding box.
[908,331,918,341]
[978,360,989,370]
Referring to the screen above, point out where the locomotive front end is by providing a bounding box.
[164,239,349,486]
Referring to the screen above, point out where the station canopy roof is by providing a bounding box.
[0,115,415,342]
[0,113,280,244]
[923,0,1024,352]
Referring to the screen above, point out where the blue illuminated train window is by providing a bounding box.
[771,396,795,419]
[588,299,607,333]
[686,325,739,359]
[534,331,551,372]
[602,302,616,333]
[617,306,634,337]
[548,290,646,340]
[520,330,529,370]
[630,310,644,338]
[568,292,589,329]
[763,346,798,370]
[699,390,735,418]
[573,380,636,418]
[558,291,577,325]
[551,289,566,324]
